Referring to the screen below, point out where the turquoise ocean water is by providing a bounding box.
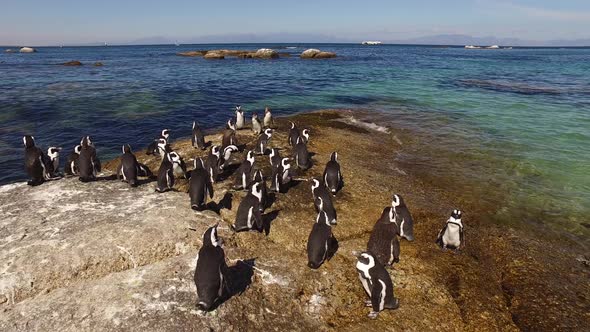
[1,44,588,241]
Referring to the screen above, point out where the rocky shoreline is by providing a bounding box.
[1,110,588,331]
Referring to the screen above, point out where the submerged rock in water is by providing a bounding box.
[62,60,83,66]
[4,49,16,53]
[19,47,36,53]
[300,49,336,59]
[253,48,279,59]
[94,62,104,67]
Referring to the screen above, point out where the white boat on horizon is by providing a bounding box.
[362,41,382,45]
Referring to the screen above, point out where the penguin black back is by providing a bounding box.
[367,207,400,267]
[23,135,46,186]
[194,225,227,311]
[78,136,100,182]
[392,194,415,241]
[307,211,336,269]
[192,121,206,150]
[189,158,214,211]
[323,151,342,194]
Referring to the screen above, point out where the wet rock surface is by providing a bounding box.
[1,111,588,331]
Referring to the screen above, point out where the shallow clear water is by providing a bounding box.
[1,44,589,239]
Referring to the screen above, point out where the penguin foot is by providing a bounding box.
[367,311,379,319]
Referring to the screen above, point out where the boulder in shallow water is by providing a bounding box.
[63,60,83,66]
[4,49,16,53]
[177,50,208,57]
[253,48,279,59]
[300,48,336,59]
[94,62,104,66]
[19,47,36,53]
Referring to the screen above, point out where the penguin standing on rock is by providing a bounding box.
[222,121,238,150]
[355,251,400,319]
[146,129,170,156]
[192,121,206,150]
[235,105,245,130]
[367,207,400,267]
[234,151,255,190]
[78,136,101,182]
[269,148,281,170]
[117,144,151,187]
[300,128,310,144]
[220,144,239,170]
[264,107,274,128]
[252,113,262,135]
[288,121,300,146]
[45,147,62,179]
[253,169,267,212]
[23,136,47,186]
[64,145,81,176]
[311,179,337,225]
[189,158,214,211]
[155,151,183,193]
[307,210,337,269]
[233,182,264,232]
[323,152,342,195]
[436,210,464,252]
[205,146,222,183]
[392,194,415,241]
[294,137,311,170]
[255,129,272,155]
[270,157,291,193]
[194,224,228,311]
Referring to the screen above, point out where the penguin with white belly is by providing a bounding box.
[189,158,214,211]
[205,146,222,183]
[436,209,464,252]
[233,182,264,232]
[392,194,415,241]
[45,147,62,179]
[194,224,228,311]
[355,251,400,319]
[235,105,245,130]
[367,207,400,267]
[253,169,267,212]
[155,151,183,193]
[146,129,170,156]
[270,157,291,193]
[252,113,262,135]
[263,106,273,128]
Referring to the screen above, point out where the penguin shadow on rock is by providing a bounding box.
[208,258,256,311]
[261,209,280,235]
[204,192,234,214]
[217,163,241,182]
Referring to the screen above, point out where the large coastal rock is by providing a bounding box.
[178,49,287,60]
[203,52,224,59]
[19,47,36,53]
[253,48,279,59]
[300,49,336,59]
[1,111,588,331]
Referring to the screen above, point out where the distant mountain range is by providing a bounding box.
[387,34,590,47]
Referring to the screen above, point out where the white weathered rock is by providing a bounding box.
[19,47,36,53]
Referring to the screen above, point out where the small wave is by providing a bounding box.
[336,116,390,134]
[455,79,564,95]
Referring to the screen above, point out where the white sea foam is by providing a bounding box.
[336,116,390,133]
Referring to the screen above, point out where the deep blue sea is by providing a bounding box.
[1,43,589,239]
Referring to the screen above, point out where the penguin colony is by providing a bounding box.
[22,106,465,320]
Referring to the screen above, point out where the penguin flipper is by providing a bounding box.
[436,225,447,247]
[207,180,214,199]
[459,226,465,250]
[254,208,264,231]
[371,280,385,313]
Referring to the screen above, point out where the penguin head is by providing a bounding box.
[391,194,405,208]
[311,178,320,192]
[246,150,255,164]
[450,209,462,221]
[252,112,258,119]
[157,138,168,154]
[122,144,132,154]
[74,145,82,154]
[254,169,264,183]
[194,157,205,170]
[235,105,242,113]
[281,158,291,170]
[47,147,61,160]
[265,107,271,114]
[168,152,182,165]
[315,196,324,211]
[330,151,338,162]
[290,121,296,129]
[226,119,236,131]
[316,210,330,226]
[380,207,396,223]
[210,145,220,158]
[192,121,198,130]
[251,182,263,201]
[223,145,238,160]
[301,129,310,142]
[355,252,376,275]
[161,129,170,140]
[23,136,35,148]
[269,148,277,159]
[264,128,273,137]
[202,224,222,248]
[80,136,93,148]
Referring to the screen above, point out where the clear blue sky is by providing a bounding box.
[2,0,589,45]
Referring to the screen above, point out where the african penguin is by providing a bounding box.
[301,128,310,144]
[23,135,46,186]
[194,224,228,311]
[233,182,264,232]
[269,148,282,170]
[234,150,255,191]
[78,136,101,182]
[270,157,291,193]
[117,144,151,187]
[355,251,400,319]
[146,129,170,155]
[311,179,337,225]
[293,136,311,170]
[436,209,464,251]
[220,144,239,170]
[253,169,267,212]
[189,158,214,211]
[307,210,337,269]
[155,151,182,193]
[205,146,222,183]
[235,105,245,129]
[264,107,273,128]
[367,207,401,267]
[192,121,206,150]
[222,126,238,150]
[288,121,300,146]
[323,151,342,195]
[64,145,81,176]
[392,194,415,241]
[45,147,62,179]
[255,128,272,155]
[252,113,262,135]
